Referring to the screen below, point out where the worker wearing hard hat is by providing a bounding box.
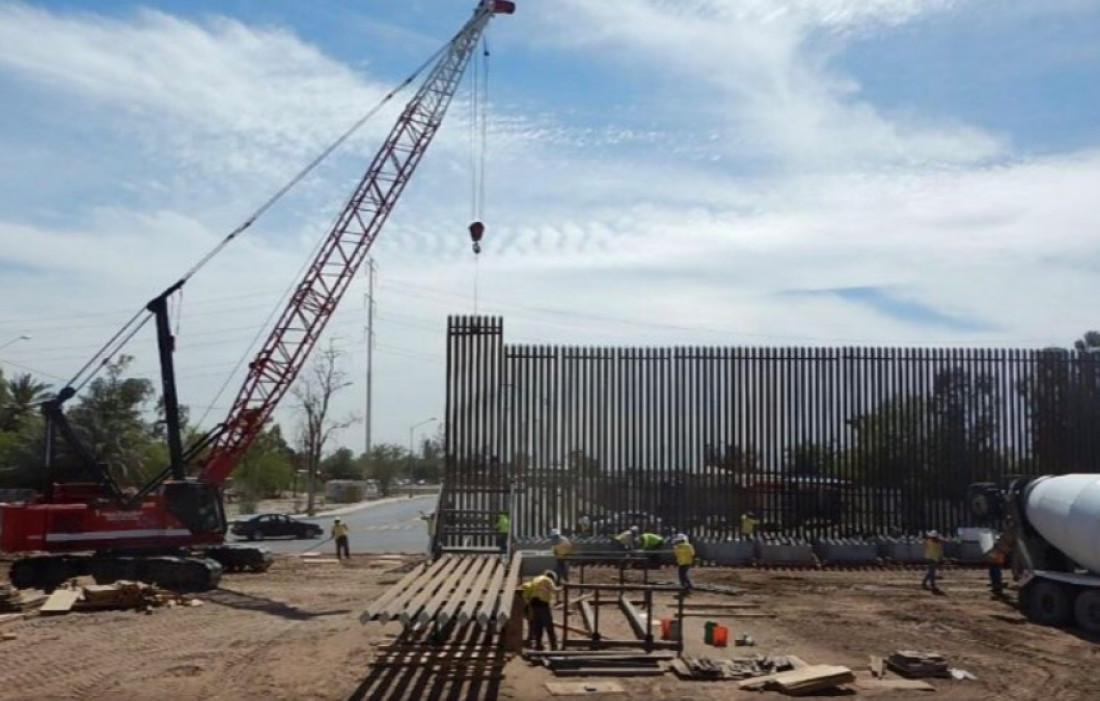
[332,518,350,561]
[638,531,664,550]
[495,509,511,555]
[672,533,696,591]
[740,511,760,538]
[921,530,945,592]
[549,528,572,582]
[521,569,560,651]
[613,525,639,551]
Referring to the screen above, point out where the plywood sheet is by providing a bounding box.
[545,681,626,695]
[40,589,80,615]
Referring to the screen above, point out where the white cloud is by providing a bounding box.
[521,0,1002,169]
[0,1,1097,452]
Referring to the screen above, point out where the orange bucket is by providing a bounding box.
[713,625,729,647]
[659,617,672,640]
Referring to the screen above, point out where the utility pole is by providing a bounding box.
[364,257,376,456]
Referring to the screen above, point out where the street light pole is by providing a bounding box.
[0,334,31,352]
[408,417,437,495]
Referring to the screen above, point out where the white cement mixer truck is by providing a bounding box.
[969,474,1100,633]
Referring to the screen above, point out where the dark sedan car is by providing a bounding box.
[230,513,323,541]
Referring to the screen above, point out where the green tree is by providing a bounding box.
[321,446,361,480]
[1020,332,1100,474]
[786,441,836,477]
[705,443,761,475]
[413,431,444,483]
[361,443,407,496]
[232,424,294,511]
[62,355,160,487]
[293,342,358,515]
[0,373,52,432]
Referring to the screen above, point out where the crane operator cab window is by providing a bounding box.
[165,482,226,535]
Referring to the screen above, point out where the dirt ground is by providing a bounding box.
[1,556,1098,701]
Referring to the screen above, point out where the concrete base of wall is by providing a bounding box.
[813,539,879,565]
[756,540,816,565]
[573,540,625,555]
[517,552,555,577]
[697,540,756,565]
[878,538,926,563]
[954,540,988,563]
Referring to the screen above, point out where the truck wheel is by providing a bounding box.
[1027,581,1073,626]
[1074,590,1100,634]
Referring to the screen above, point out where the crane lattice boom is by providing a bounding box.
[201,0,514,484]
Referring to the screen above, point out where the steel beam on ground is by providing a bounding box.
[399,556,461,626]
[492,554,524,629]
[447,555,495,626]
[361,560,433,623]
[412,556,467,626]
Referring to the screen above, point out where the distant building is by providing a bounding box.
[324,479,378,503]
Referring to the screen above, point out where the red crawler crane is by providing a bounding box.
[1,0,515,591]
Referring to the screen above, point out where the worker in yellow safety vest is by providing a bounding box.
[921,530,945,592]
[672,533,695,591]
[740,511,759,538]
[332,518,350,561]
[521,570,560,650]
[549,528,572,582]
[496,509,511,554]
[613,526,638,551]
[638,532,664,550]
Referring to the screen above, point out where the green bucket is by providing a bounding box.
[704,620,717,645]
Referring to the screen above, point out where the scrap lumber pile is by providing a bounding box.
[739,656,856,695]
[525,649,673,677]
[671,654,793,681]
[0,584,45,613]
[886,650,951,678]
[360,554,522,631]
[38,580,201,616]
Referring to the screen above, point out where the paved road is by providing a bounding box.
[231,494,438,555]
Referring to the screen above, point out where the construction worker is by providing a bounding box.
[672,533,695,591]
[496,509,511,554]
[521,569,560,650]
[549,528,572,582]
[613,525,639,551]
[332,518,350,561]
[921,530,945,592]
[987,549,1006,597]
[740,511,759,538]
[637,531,664,550]
[419,510,437,558]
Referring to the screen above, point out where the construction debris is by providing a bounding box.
[545,681,626,695]
[886,650,951,678]
[740,664,856,695]
[671,654,793,681]
[526,649,671,677]
[0,585,45,613]
[40,588,81,615]
[8,580,199,617]
[854,673,935,692]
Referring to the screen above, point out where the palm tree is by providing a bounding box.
[1,373,52,431]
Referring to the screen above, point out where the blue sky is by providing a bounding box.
[1,0,1099,449]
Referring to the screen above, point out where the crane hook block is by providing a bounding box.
[468,221,485,242]
[468,222,485,255]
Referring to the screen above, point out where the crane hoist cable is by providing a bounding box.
[62,37,456,395]
[468,35,492,314]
